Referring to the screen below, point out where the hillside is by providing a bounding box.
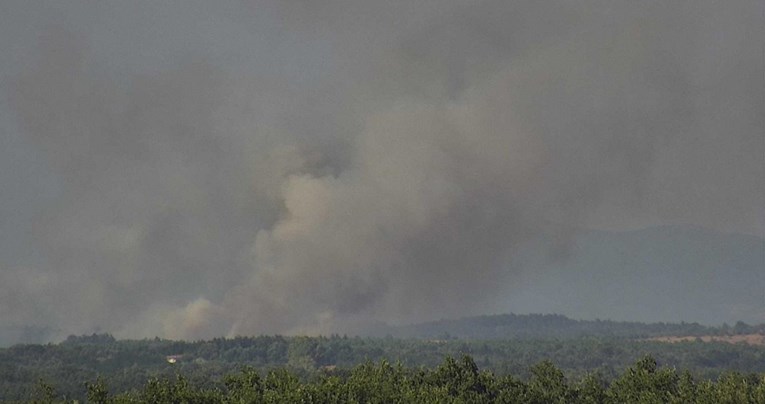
[385,313,763,340]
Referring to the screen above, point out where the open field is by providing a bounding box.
[647,334,765,346]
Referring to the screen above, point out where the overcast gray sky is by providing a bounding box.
[0,0,762,342]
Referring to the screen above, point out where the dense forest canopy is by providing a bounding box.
[18,354,765,403]
[3,314,764,401]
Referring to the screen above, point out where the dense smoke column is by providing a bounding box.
[0,0,761,341]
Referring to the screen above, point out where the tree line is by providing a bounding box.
[28,355,765,403]
[3,333,764,401]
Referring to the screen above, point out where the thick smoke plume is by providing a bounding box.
[0,0,762,341]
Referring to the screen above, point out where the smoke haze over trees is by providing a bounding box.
[0,0,762,343]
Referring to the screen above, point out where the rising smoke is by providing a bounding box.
[0,0,762,342]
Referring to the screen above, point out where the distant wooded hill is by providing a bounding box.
[384,313,763,340]
[489,225,764,326]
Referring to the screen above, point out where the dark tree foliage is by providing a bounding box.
[2,322,764,401]
[23,355,765,403]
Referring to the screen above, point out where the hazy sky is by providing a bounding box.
[0,0,762,342]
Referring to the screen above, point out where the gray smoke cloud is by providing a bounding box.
[0,0,762,341]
